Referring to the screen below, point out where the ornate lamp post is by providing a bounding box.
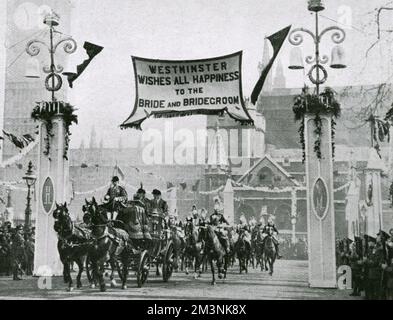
[26,11,77,102]
[287,0,347,288]
[23,161,36,234]
[288,1,346,94]
[25,10,77,277]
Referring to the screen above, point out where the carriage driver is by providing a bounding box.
[103,176,128,221]
[262,217,282,259]
[151,189,169,217]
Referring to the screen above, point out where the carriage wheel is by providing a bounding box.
[162,242,174,283]
[137,250,150,288]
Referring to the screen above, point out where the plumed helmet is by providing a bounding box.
[137,183,146,195]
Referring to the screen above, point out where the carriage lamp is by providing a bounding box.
[23,161,37,232]
[308,0,325,12]
[288,1,346,95]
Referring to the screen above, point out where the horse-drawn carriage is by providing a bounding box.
[124,203,175,288]
[52,197,175,292]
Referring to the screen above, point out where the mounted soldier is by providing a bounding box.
[199,208,208,227]
[237,215,251,248]
[191,205,200,227]
[103,176,127,222]
[262,217,282,259]
[210,209,230,255]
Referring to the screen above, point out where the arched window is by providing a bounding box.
[257,167,274,186]
[238,204,256,222]
[274,204,292,230]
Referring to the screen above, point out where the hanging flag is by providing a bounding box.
[63,42,104,88]
[2,131,36,150]
[113,164,125,181]
[167,182,175,189]
[251,25,292,105]
[130,166,141,173]
[192,180,200,192]
[22,134,35,145]
[180,182,187,191]
[2,131,25,149]
[121,52,254,129]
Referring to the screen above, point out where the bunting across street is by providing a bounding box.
[121,52,254,129]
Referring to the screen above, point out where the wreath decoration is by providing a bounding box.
[31,102,78,160]
[293,86,341,162]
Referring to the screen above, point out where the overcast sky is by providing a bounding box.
[2,0,393,149]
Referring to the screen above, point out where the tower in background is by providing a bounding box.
[89,125,97,149]
[259,38,273,94]
[273,59,286,89]
[2,0,73,161]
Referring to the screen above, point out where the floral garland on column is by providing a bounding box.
[31,103,78,160]
[293,86,341,162]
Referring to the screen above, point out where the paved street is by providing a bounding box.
[0,260,361,300]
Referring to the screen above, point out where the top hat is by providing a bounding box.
[152,189,162,196]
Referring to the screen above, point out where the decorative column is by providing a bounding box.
[345,177,361,240]
[223,178,235,225]
[25,12,78,277]
[290,188,297,244]
[304,114,337,288]
[169,186,177,216]
[4,189,14,227]
[288,1,347,288]
[364,148,384,237]
[34,109,69,276]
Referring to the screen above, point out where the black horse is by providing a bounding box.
[183,220,203,278]
[235,229,252,274]
[263,228,277,276]
[84,198,129,291]
[199,224,229,285]
[253,226,267,271]
[53,203,93,291]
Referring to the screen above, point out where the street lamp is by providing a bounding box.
[23,161,37,233]
[288,0,347,95]
[25,10,77,102]
[287,1,347,288]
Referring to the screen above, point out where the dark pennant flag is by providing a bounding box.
[251,25,292,105]
[2,130,25,149]
[167,182,175,190]
[192,180,200,192]
[63,42,104,88]
[180,182,187,191]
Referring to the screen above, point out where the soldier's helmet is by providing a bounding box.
[137,187,146,195]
